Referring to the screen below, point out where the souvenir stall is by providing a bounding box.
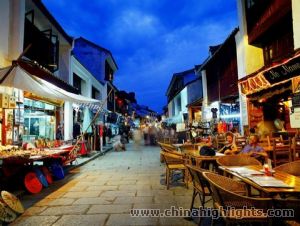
[0,60,100,194]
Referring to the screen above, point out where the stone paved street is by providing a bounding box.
[11,143,213,226]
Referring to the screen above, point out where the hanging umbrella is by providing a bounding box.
[82,107,92,133]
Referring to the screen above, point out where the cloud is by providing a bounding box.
[41,0,238,112]
[115,18,237,112]
[106,9,163,48]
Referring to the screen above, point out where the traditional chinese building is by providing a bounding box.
[236,0,300,136]
[199,28,240,132]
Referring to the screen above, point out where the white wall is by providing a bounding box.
[292,0,300,50]
[166,87,188,122]
[71,56,91,97]
[0,0,10,67]
[57,45,72,83]
[69,56,105,136]
[71,56,104,98]
[236,0,264,79]
[167,101,173,117]
[201,69,208,119]
[180,87,188,114]
[236,0,264,134]
[9,0,24,62]
[64,101,73,140]
[0,0,24,67]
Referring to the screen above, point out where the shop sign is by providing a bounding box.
[263,54,300,85]
[239,74,270,95]
[290,107,300,129]
[292,76,300,93]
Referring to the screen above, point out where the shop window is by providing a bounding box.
[92,86,101,99]
[24,12,59,72]
[263,32,294,66]
[23,99,56,142]
[171,101,175,116]
[105,61,114,81]
[176,96,182,113]
[73,73,82,94]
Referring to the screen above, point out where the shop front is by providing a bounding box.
[0,60,100,145]
[219,100,240,133]
[187,98,202,126]
[239,52,300,137]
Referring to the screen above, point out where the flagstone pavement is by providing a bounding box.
[11,143,214,226]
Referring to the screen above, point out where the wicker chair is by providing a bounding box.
[160,151,187,189]
[216,155,262,167]
[203,172,273,226]
[158,142,182,163]
[273,160,300,177]
[185,165,211,225]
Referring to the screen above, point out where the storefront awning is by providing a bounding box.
[239,51,300,96]
[0,63,100,105]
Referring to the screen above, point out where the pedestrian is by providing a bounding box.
[107,125,112,144]
[73,121,82,139]
[240,134,268,162]
[133,128,142,146]
[218,132,238,155]
[143,124,150,145]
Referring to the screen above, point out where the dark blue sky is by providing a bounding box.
[42,0,238,113]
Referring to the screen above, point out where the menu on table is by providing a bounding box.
[245,175,294,188]
[224,167,264,176]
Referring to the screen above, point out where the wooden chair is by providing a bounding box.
[185,165,211,226]
[160,151,188,189]
[272,138,292,167]
[273,160,300,177]
[258,136,271,148]
[158,142,181,163]
[203,172,273,226]
[292,137,300,161]
[216,155,262,167]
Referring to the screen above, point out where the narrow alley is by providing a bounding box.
[11,144,209,226]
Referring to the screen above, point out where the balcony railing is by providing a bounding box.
[246,0,291,45]
[24,17,59,72]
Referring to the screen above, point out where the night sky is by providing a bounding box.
[42,0,238,113]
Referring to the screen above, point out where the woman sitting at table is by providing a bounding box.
[218,132,238,155]
[240,134,268,161]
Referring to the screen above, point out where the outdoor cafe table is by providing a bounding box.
[219,165,300,197]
